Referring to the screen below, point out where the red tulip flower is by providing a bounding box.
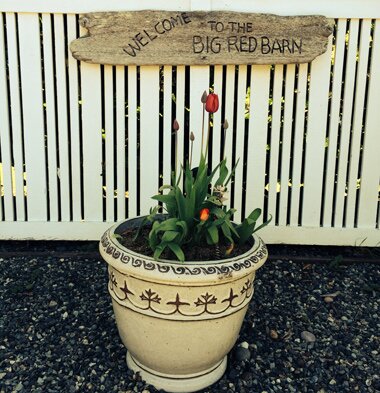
[199,208,210,221]
[205,93,219,113]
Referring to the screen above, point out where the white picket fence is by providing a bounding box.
[0,0,379,245]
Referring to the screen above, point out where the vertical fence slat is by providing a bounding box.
[357,20,380,228]
[268,65,283,223]
[323,19,347,226]
[127,65,138,217]
[345,19,372,227]
[140,66,160,215]
[0,13,14,220]
[211,65,223,169]
[54,14,71,221]
[18,13,47,221]
[5,13,25,221]
[67,14,82,221]
[245,65,271,223]
[104,65,114,222]
[175,66,185,168]
[163,66,173,186]
[116,65,126,221]
[190,66,210,162]
[289,63,308,226]
[301,36,333,227]
[224,65,236,211]
[278,64,296,226]
[334,19,360,227]
[234,65,248,221]
[41,14,59,221]
[81,62,103,221]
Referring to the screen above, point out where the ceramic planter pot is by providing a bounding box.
[99,217,268,393]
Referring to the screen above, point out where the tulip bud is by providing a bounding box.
[190,131,195,141]
[223,119,229,129]
[205,93,219,113]
[199,208,210,221]
[201,90,208,103]
[173,119,180,131]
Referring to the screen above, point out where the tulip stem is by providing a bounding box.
[174,131,178,179]
[222,127,226,160]
[201,104,205,155]
[205,114,211,157]
[190,139,193,168]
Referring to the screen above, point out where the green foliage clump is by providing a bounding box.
[135,90,271,261]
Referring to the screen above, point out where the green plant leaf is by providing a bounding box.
[175,187,187,221]
[247,208,262,222]
[221,222,234,244]
[148,221,160,249]
[156,218,178,232]
[161,230,179,243]
[159,185,174,191]
[207,225,219,245]
[152,193,177,216]
[184,163,193,197]
[235,211,271,244]
[224,158,240,187]
[211,206,225,218]
[153,244,166,260]
[175,221,188,242]
[214,158,229,186]
[225,217,240,238]
[252,214,272,233]
[133,206,160,241]
[152,194,176,205]
[207,196,222,206]
[167,242,185,262]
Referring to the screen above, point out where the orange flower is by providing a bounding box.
[205,93,219,113]
[199,208,210,221]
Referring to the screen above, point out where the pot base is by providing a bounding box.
[126,351,227,393]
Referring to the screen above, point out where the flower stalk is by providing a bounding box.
[189,131,195,168]
[173,119,180,177]
[200,91,208,155]
[222,119,229,160]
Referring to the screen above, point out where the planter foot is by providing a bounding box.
[126,351,227,393]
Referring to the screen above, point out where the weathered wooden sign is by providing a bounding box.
[70,11,333,66]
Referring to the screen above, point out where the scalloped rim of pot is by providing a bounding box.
[99,216,268,285]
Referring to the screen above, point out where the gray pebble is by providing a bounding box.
[235,346,251,362]
[301,331,316,343]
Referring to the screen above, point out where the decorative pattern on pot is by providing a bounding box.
[101,230,268,276]
[108,267,256,321]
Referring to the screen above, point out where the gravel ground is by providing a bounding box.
[0,245,379,393]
